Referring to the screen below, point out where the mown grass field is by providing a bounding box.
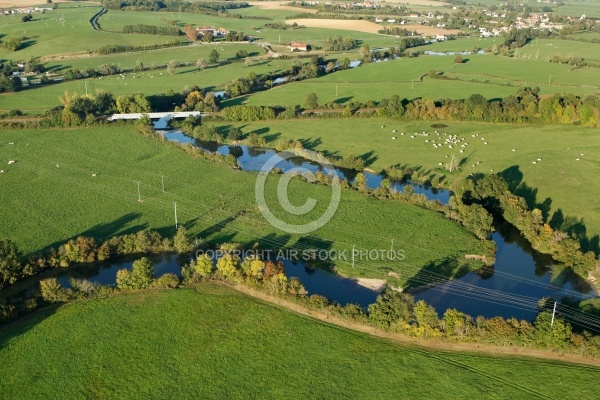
[0,4,180,60]
[0,125,484,284]
[0,58,294,113]
[520,39,600,63]
[1,286,599,399]
[231,118,600,237]
[236,53,600,108]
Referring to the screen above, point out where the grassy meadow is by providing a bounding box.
[0,125,485,284]
[231,118,600,238]
[0,4,182,60]
[1,285,599,399]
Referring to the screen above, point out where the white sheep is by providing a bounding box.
[391,137,396,140]
[7,160,15,165]
[92,173,97,177]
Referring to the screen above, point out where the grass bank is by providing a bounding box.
[1,285,599,399]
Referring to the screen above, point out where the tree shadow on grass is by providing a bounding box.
[38,213,146,256]
[501,165,599,257]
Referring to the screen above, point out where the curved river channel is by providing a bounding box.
[6,128,594,325]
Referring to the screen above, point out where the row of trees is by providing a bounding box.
[0,228,196,290]
[462,175,598,276]
[123,24,182,35]
[373,88,600,127]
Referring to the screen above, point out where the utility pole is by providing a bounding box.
[161,175,165,193]
[351,245,355,268]
[336,85,338,97]
[548,74,552,84]
[137,182,141,202]
[174,202,178,230]
[85,81,88,96]
[551,301,557,327]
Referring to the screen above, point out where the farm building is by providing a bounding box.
[289,42,310,51]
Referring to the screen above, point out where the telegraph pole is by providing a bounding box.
[137,182,141,202]
[161,175,165,193]
[174,202,178,230]
[551,301,557,327]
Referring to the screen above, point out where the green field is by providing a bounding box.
[521,39,600,63]
[0,58,294,113]
[0,4,182,60]
[0,125,485,284]
[231,53,600,108]
[231,119,600,238]
[1,286,599,399]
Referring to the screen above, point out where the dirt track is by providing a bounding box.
[231,283,600,368]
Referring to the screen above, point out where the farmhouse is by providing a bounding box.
[196,26,217,36]
[289,41,309,51]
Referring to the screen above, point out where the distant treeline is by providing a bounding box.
[102,0,249,12]
[96,40,184,55]
[376,87,600,127]
[123,24,182,35]
[378,27,418,37]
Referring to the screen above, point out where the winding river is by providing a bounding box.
[3,127,594,325]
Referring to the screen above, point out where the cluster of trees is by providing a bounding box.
[96,40,183,55]
[4,38,22,52]
[377,27,418,37]
[264,22,301,30]
[374,88,600,127]
[102,0,249,12]
[58,91,117,126]
[322,36,356,51]
[461,175,598,276]
[182,251,304,296]
[225,72,260,97]
[0,76,21,93]
[367,288,596,353]
[0,228,195,291]
[550,55,588,68]
[177,89,219,112]
[123,24,181,36]
[221,105,276,121]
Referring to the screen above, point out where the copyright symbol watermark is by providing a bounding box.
[255,149,341,234]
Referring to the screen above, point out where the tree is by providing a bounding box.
[446,153,459,172]
[303,92,319,109]
[368,288,414,330]
[196,58,208,71]
[22,14,33,22]
[116,257,155,290]
[184,24,197,42]
[173,227,194,253]
[413,300,441,337]
[340,57,350,70]
[216,254,239,278]
[263,260,284,279]
[241,256,265,279]
[244,57,252,67]
[0,240,22,286]
[5,38,22,52]
[40,278,66,302]
[208,49,220,64]
[194,254,213,277]
[167,59,178,75]
[203,31,214,43]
